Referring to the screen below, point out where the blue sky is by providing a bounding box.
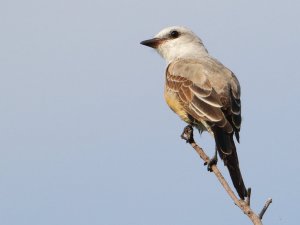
[1,0,299,224]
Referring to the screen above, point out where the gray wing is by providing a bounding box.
[167,60,234,135]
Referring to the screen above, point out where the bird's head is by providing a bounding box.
[140,26,208,63]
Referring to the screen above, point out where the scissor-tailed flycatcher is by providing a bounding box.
[140,26,247,199]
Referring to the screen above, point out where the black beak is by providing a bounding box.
[140,38,163,49]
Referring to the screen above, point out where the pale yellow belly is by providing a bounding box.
[164,89,190,124]
[164,88,209,133]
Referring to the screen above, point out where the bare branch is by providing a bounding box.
[181,125,272,225]
[259,198,273,219]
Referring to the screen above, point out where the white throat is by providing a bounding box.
[157,42,208,63]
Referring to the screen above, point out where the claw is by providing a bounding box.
[207,157,218,172]
[205,148,218,172]
[181,125,194,143]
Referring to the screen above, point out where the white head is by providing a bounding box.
[141,26,208,63]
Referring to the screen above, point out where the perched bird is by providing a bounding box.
[140,26,247,200]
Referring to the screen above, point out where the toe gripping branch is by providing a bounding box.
[181,125,195,144]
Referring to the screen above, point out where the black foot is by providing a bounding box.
[204,155,218,172]
[181,125,194,144]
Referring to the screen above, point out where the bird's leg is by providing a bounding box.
[204,147,218,172]
[181,125,217,171]
[181,125,194,144]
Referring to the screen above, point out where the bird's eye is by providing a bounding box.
[170,30,180,38]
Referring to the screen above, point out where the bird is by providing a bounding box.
[140,26,247,200]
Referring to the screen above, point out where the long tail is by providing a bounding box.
[212,126,247,200]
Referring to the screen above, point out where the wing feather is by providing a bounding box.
[166,63,233,134]
[229,73,242,141]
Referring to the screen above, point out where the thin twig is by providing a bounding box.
[246,188,252,206]
[181,125,272,225]
[259,198,273,219]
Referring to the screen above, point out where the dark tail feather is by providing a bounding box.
[213,127,247,200]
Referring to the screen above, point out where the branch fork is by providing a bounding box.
[181,125,272,225]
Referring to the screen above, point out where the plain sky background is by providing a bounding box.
[1,0,300,225]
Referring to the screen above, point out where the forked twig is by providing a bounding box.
[246,188,252,206]
[259,198,273,219]
[181,125,272,225]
